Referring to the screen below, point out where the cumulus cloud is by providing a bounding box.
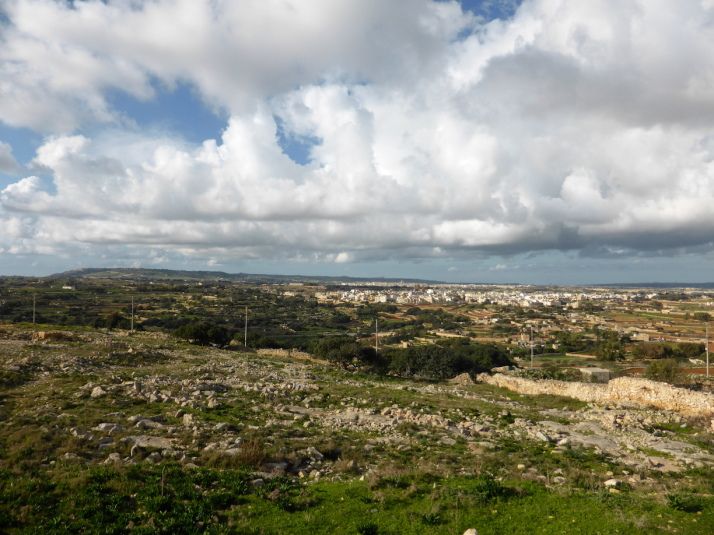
[2,0,714,272]
[0,142,19,173]
[0,0,471,131]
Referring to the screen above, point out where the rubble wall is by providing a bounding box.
[476,373,714,417]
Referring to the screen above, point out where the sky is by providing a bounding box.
[1,0,714,285]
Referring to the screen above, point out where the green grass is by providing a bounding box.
[2,326,714,534]
[6,464,709,535]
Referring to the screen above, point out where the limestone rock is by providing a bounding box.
[93,423,125,434]
[304,446,324,461]
[104,453,122,464]
[183,413,196,426]
[450,373,474,385]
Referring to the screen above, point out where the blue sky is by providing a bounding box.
[1,0,714,284]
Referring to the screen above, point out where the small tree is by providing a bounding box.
[631,343,672,360]
[173,322,231,348]
[645,358,679,384]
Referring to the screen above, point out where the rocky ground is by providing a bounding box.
[2,328,714,497]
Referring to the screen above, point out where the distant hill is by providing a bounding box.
[49,267,445,285]
[598,282,714,289]
[39,268,714,288]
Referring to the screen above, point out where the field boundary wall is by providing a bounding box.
[476,373,714,416]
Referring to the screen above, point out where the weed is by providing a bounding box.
[667,492,711,513]
[499,411,516,425]
[355,522,379,535]
[420,511,443,525]
[333,458,360,474]
[467,474,514,503]
[640,447,674,459]
[201,439,266,469]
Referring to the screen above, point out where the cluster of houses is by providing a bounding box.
[313,284,641,308]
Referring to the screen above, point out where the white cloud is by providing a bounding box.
[0,142,19,173]
[0,0,472,131]
[2,0,714,272]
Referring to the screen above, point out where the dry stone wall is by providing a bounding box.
[477,373,714,417]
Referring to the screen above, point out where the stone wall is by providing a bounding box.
[476,373,714,417]
[257,349,314,360]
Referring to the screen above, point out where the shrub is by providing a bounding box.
[201,439,266,469]
[356,522,379,535]
[667,493,709,513]
[420,512,442,525]
[645,359,679,384]
[468,474,514,503]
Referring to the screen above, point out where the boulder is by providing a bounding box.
[450,373,474,385]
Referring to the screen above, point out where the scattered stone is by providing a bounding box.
[450,373,474,385]
[71,428,94,441]
[104,453,122,464]
[146,452,162,463]
[122,435,175,450]
[93,423,125,433]
[183,413,196,426]
[91,386,107,398]
[535,431,552,443]
[135,419,163,430]
[304,447,324,461]
[263,462,288,472]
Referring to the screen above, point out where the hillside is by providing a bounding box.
[0,325,713,534]
[49,267,445,285]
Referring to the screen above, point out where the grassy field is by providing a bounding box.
[2,462,712,534]
[1,326,714,534]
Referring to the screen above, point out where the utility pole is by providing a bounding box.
[375,318,379,353]
[32,294,36,324]
[530,325,534,369]
[244,305,248,347]
[130,296,134,332]
[706,324,710,378]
